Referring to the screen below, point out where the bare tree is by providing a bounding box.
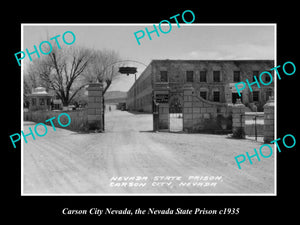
[87,49,123,94]
[31,45,92,106]
[24,45,123,107]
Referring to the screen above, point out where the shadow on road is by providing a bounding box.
[126,111,152,115]
[139,130,155,133]
[139,130,186,134]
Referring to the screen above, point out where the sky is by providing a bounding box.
[22,24,275,92]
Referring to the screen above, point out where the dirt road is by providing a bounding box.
[23,110,275,194]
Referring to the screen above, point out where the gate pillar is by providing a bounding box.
[263,96,275,143]
[232,99,246,138]
[87,83,104,131]
[153,98,159,132]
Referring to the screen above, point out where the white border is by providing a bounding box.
[274,24,277,196]
[21,23,277,196]
[21,24,24,196]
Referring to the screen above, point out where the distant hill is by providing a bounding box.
[104,91,127,104]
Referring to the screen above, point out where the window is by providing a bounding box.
[253,71,259,81]
[213,91,220,102]
[253,91,259,101]
[266,89,273,101]
[32,98,36,106]
[200,91,207,100]
[233,71,241,82]
[265,73,272,83]
[39,98,45,105]
[213,71,221,82]
[200,71,207,82]
[186,71,194,82]
[160,71,168,82]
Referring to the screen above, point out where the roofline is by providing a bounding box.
[150,59,274,63]
[26,94,54,97]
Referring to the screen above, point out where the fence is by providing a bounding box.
[232,97,275,142]
[244,112,264,137]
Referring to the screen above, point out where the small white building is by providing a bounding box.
[27,87,53,111]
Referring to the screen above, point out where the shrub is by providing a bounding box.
[232,127,245,139]
[88,121,101,131]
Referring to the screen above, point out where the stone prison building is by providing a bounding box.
[126,60,274,133]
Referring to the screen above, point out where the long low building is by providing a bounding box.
[126,60,274,113]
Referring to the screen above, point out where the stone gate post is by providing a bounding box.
[87,83,103,131]
[263,96,275,143]
[232,99,246,138]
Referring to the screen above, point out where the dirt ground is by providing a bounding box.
[23,110,275,195]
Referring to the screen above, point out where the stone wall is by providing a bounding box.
[183,85,232,133]
[24,109,88,132]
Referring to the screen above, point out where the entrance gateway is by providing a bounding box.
[169,94,183,132]
[152,85,183,132]
[153,88,169,131]
[152,84,231,133]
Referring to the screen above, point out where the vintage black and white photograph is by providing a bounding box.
[20,24,276,195]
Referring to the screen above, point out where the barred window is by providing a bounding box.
[39,98,45,105]
[213,91,220,102]
[186,71,194,82]
[265,73,272,83]
[160,71,168,82]
[213,71,221,82]
[253,91,259,101]
[233,71,241,82]
[253,71,259,81]
[200,71,207,82]
[200,91,207,99]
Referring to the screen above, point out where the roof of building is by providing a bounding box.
[151,59,274,63]
[27,87,54,97]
